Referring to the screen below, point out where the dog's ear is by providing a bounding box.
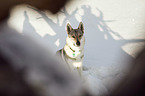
[67,23,73,34]
[78,22,84,33]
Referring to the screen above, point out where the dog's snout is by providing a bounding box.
[76,41,80,46]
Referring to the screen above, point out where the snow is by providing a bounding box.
[8,0,145,95]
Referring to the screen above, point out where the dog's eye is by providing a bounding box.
[72,36,75,38]
[79,35,81,37]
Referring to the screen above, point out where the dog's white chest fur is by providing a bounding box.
[72,61,82,68]
[63,36,85,76]
[64,44,83,68]
[64,45,83,59]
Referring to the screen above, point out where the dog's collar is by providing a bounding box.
[65,44,82,58]
[63,48,84,60]
[67,44,81,52]
[69,46,75,52]
[68,45,81,57]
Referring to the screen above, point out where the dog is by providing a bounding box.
[56,22,85,77]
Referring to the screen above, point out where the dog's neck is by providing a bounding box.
[64,37,85,58]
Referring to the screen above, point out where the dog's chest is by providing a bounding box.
[72,61,82,68]
[63,42,84,70]
[64,45,84,59]
[67,58,83,68]
[72,50,80,57]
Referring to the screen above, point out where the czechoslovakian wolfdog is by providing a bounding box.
[56,22,85,77]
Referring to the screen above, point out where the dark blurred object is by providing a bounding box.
[109,48,145,96]
[0,56,37,96]
[0,0,68,21]
[27,0,68,13]
[0,24,85,96]
[0,0,91,96]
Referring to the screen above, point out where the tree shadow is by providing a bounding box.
[23,6,79,53]
[23,11,41,39]
[80,5,145,67]
[23,5,145,67]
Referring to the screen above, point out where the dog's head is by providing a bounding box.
[66,22,84,46]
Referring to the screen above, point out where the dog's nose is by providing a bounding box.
[76,41,80,46]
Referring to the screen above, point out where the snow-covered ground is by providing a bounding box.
[8,0,145,95]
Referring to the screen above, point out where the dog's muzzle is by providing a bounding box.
[76,41,80,46]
